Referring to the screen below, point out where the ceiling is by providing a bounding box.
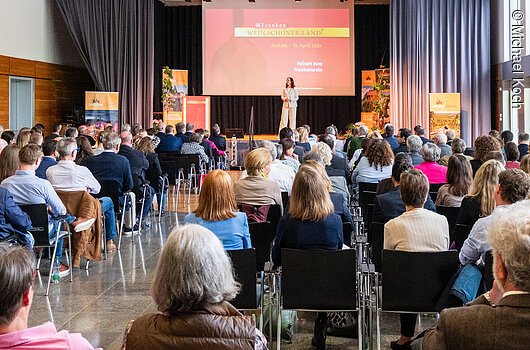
[159,0,390,6]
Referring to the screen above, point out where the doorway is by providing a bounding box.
[9,77,34,131]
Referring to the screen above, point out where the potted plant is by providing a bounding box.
[161,66,177,120]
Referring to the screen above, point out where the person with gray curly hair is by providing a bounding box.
[406,135,424,165]
[0,243,97,348]
[423,199,530,349]
[414,143,447,184]
[123,225,267,349]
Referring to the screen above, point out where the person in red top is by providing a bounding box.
[414,143,447,184]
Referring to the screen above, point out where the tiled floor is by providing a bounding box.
[29,202,436,349]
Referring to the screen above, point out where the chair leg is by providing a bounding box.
[259,271,264,332]
[46,241,60,296]
[275,272,281,350]
[102,214,107,260]
[36,249,43,270]
[67,229,73,282]
[117,195,128,250]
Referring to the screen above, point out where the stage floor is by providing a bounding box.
[225,134,277,141]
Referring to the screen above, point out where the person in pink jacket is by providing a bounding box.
[414,143,448,184]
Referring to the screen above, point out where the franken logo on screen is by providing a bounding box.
[255,22,287,28]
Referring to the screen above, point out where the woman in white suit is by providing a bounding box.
[279,77,299,132]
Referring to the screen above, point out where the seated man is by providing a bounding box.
[0,243,99,349]
[373,155,436,223]
[156,125,182,153]
[0,187,33,248]
[422,199,530,350]
[118,131,154,224]
[82,133,135,232]
[47,138,118,252]
[35,138,58,180]
[1,144,94,275]
[459,169,530,266]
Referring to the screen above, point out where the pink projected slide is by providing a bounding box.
[203,8,354,96]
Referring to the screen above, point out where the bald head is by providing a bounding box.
[120,131,133,145]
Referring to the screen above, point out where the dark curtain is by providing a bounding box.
[390,0,490,143]
[55,0,154,127]
[154,4,389,134]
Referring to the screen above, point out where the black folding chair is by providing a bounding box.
[160,154,201,206]
[227,249,262,330]
[429,183,446,203]
[377,250,459,345]
[483,250,494,290]
[280,192,289,213]
[358,182,378,207]
[19,204,73,296]
[368,222,385,273]
[436,205,460,235]
[452,224,472,251]
[278,248,359,350]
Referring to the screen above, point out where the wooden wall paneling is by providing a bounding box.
[35,79,58,133]
[0,56,9,75]
[35,62,54,79]
[9,57,36,78]
[0,76,9,128]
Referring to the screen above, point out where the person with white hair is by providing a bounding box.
[433,132,452,158]
[122,225,267,349]
[406,135,424,166]
[422,199,530,349]
[414,143,447,184]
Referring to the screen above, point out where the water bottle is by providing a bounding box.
[52,257,61,284]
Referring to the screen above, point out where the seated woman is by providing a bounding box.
[234,148,282,209]
[436,154,473,207]
[123,225,266,349]
[272,165,343,350]
[296,126,311,152]
[136,137,165,214]
[180,132,209,166]
[455,159,504,227]
[75,136,94,165]
[351,139,394,190]
[469,135,502,176]
[185,170,251,250]
[311,141,345,178]
[279,138,300,172]
[414,143,447,184]
[504,141,520,169]
[384,169,449,350]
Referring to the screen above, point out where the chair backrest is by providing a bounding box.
[266,204,282,234]
[93,180,120,210]
[342,221,353,248]
[18,204,50,246]
[362,203,375,229]
[382,249,459,312]
[174,154,201,175]
[160,160,177,186]
[281,248,357,310]
[359,182,378,207]
[281,192,289,212]
[436,206,460,235]
[368,221,385,273]
[483,250,494,290]
[429,183,446,203]
[248,222,274,272]
[452,224,472,251]
[227,249,258,310]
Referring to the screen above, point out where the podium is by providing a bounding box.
[183,96,211,130]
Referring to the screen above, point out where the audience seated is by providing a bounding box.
[445,130,455,145]
[78,125,96,146]
[29,132,43,146]
[64,127,78,138]
[325,125,345,153]
[122,224,266,349]
[406,135,424,166]
[35,138,58,180]
[422,199,530,350]
[45,123,61,141]
[319,133,349,180]
[209,124,226,152]
[234,148,282,209]
[383,123,399,150]
[195,128,215,159]
[272,165,343,350]
[413,125,432,144]
[347,125,368,159]
[155,124,182,153]
[504,141,520,169]
[451,137,474,161]
[351,139,394,189]
[456,160,504,227]
[0,145,20,183]
[414,143,447,184]
[185,170,251,250]
[312,141,347,180]
[384,169,449,349]
[433,132,452,158]
[279,138,300,172]
[470,135,502,176]
[180,133,210,166]
[0,244,99,349]
[373,155,436,223]
[459,169,530,266]
[349,136,373,170]
[175,122,189,143]
[75,136,94,165]
[0,187,33,248]
[47,138,117,252]
[16,131,31,149]
[137,137,165,214]
[1,145,94,276]
[518,132,529,161]
[280,127,306,159]
[393,128,411,155]
[521,154,530,174]
[436,155,473,207]
[1,130,16,145]
[295,126,311,152]
[202,129,223,156]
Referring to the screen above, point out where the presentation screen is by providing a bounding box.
[202,0,355,96]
